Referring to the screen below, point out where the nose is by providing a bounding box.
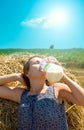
[39,65,42,72]
[39,67,46,76]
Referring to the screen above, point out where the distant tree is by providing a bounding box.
[49,44,54,49]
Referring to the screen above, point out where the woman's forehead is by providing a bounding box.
[30,57,43,63]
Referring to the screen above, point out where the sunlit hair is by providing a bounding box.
[22,55,50,90]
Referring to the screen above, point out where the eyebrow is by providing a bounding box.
[35,60,41,63]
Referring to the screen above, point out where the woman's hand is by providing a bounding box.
[46,56,62,66]
[16,73,26,86]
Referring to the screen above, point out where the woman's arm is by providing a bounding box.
[0,73,19,85]
[61,73,84,106]
[49,57,84,105]
[0,73,25,86]
[0,73,25,103]
[0,86,24,103]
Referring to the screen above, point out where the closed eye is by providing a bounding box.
[34,60,41,64]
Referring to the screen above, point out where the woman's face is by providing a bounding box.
[27,57,45,80]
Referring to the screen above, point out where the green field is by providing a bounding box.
[0,48,84,68]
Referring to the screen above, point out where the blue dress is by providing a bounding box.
[18,86,68,130]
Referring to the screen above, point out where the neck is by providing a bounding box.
[29,79,48,94]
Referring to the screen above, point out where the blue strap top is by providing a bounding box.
[18,86,68,130]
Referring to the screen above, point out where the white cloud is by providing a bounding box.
[21,16,56,29]
[21,17,46,28]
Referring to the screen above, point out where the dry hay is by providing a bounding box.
[0,54,84,130]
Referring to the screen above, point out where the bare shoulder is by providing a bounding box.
[54,83,72,103]
[54,82,71,92]
[0,86,25,103]
[54,82,80,105]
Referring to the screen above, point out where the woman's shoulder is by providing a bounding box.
[54,82,70,90]
[0,86,26,103]
[9,87,27,103]
[54,83,71,103]
[54,82,72,95]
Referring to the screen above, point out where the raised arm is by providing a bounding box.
[0,73,25,86]
[0,73,19,85]
[51,58,84,106]
[0,73,25,103]
[61,73,84,106]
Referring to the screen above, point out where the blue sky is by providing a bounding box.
[0,0,84,49]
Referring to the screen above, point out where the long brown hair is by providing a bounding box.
[22,55,50,90]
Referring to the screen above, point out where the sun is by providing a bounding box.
[47,9,69,28]
[52,12,66,24]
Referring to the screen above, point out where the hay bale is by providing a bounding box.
[0,54,84,130]
[0,99,18,130]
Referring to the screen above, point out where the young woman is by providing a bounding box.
[0,56,84,130]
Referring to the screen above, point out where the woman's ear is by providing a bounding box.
[26,73,30,78]
[22,73,30,88]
